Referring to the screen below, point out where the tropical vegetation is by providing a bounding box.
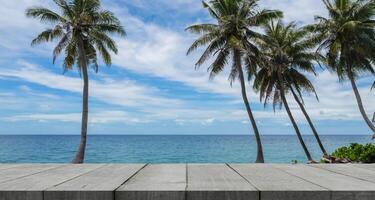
[332,143,375,163]
[253,20,323,162]
[22,0,375,163]
[26,0,125,163]
[310,0,375,133]
[186,0,282,163]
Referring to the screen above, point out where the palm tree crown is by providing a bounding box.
[253,20,322,161]
[313,0,375,79]
[254,21,319,108]
[26,0,125,72]
[186,0,282,79]
[311,0,375,133]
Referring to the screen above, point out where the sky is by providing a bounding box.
[0,0,374,135]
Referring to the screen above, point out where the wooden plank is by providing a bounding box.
[0,164,64,184]
[230,164,329,200]
[44,164,145,200]
[0,164,104,200]
[0,164,23,171]
[1,164,375,200]
[312,164,375,184]
[187,164,258,200]
[274,164,375,200]
[351,164,375,171]
[116,164,186,200]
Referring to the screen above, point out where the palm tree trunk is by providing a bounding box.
[72,34,89,164]
[347,71,375,133]
[277,72,313,162]
[235,50,264,163]
[290,87,328,155]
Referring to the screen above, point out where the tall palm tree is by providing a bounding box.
[186,0,282,163]
[253,20,323,162]
[26,0,125,163]
[371,81,375,139]
[289,87,328,155]
[311,0,375,133]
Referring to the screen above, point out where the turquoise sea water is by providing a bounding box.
[0,135,373,163]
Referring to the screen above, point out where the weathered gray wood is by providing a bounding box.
[230,164,329,200]
[0,164,375,200]
[351,164,375,171]
[0,164,64,184]
[187,164,258,200]
[116,164,186,200]
[0,164,103,200]
[312,164,375,184]
[0,164,22,171]
[274,164,375,200]
[44,164,145,200]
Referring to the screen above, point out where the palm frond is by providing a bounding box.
[53,32,71,64]
[31,26,64,46]
[26,7,65,23]
[313,0,375,80]
[208,48,230,79]
[254,19,320,108]
[27,0,125,72]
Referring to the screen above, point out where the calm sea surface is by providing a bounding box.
[0,135,373,163]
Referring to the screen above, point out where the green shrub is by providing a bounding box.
[332,143,375,163]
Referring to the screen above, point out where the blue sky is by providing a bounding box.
[0,0,374,135]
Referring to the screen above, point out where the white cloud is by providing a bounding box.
[0,61,182,108]
[260,0,327,24]
[0,0,56,56]
[0,0,373,129]
[19,85,32,93]
[294,71,375,121]
[110,9,374,123]
[0,91,67,112]
[112,14,244,98]
[174,117,215,126]
[3,110,150,124]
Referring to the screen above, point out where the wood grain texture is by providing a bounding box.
[0,164,24,171]
[0,164,64,184]
[187,164,258,200]
[44,164,145,200]
[0,164,103,200]
[351,164,375,171]
[0,164,373,200]
[230,164,330,200]
[312,164,375,184]
[274,164,375,200]
[116,164,186,200]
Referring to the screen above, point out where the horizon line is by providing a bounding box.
[0,134,371,136]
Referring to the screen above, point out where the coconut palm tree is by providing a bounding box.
[311,0,375,133]
[372,83,375,139]
[289,88,328,155]
[372,81,375,139]
[186,0,282,163]
[26,0,125,163]
[253,20,324,162]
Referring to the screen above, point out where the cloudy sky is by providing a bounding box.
[0,0,373,135]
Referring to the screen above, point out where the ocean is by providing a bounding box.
[0,135,373,163]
